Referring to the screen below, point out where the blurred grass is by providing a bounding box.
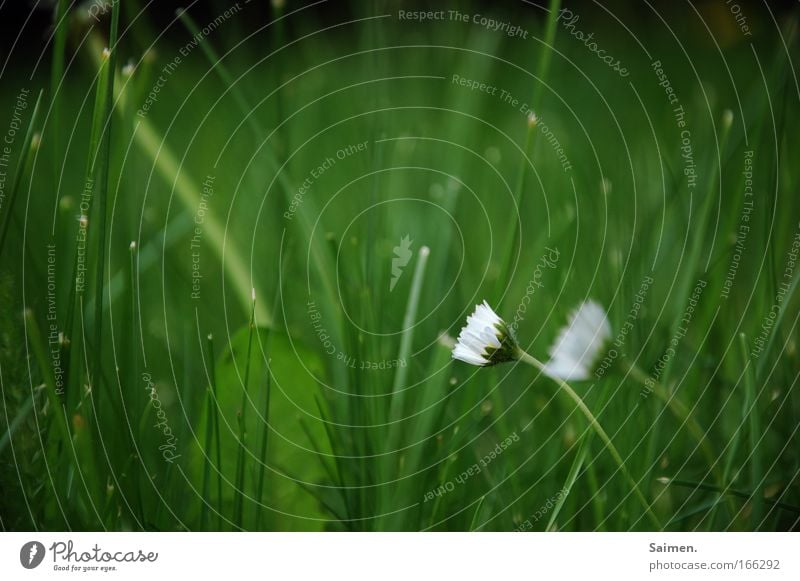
[0,0,798,532]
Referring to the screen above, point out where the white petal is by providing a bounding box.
[458,332,487,355]
[542,300,610,381]
[453,344,488,366]
[473,301,501,327]
[480,326,502,349]
[542,359,590,381]
[452,300,509,365]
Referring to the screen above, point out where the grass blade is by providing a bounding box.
[659,477,799,516]
[756,266,800,379]
[739,333,763,528]
[496,0,561,303]
[378,246,430,527]
[0,90,42,253]
[469,496,486,531]
[49,0,68,182]
[0,387,39,455]
[233,290,257,528]
[89,0,120,418]
[205,333,223,530]
[388,246,431,428]
[546,425,591,532]
[200,337,216,531]
[253,359,273,530]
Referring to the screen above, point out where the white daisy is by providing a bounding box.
[542,300,611,381]
[452,300,517,366]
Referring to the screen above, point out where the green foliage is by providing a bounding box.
[191,326,330,530]
[0,0,798,532]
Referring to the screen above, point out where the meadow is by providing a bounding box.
[0,0,798,532]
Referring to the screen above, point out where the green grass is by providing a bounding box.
[0,0,799,532]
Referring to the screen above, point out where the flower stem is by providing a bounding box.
[515,349,662,529]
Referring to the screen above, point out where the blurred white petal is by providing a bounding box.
[542,300,611,381]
